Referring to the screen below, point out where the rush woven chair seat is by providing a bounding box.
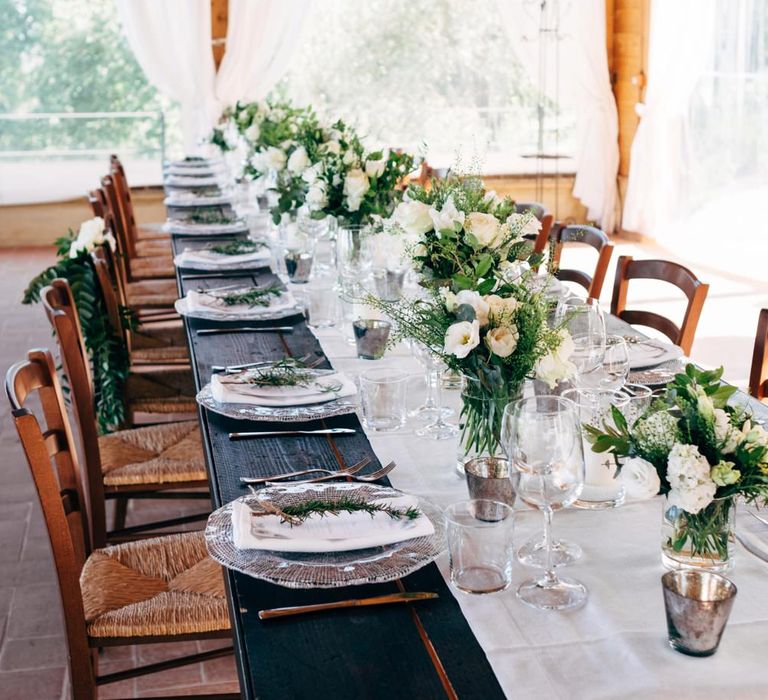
[6,350,236,700]
[81,531,228,638]
[611,255,709,356]
[41,281,208,545]
[749,308,768,401]
[98,421,205,487]
[535,223,614,301]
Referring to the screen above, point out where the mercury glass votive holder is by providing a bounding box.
[353,319,391,360]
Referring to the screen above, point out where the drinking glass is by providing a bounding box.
[359,368,408,432]
[555,298,607,384]
[408,341,453,421]
[578,335,630,391]
[621,383,654,426]
[445,500,515,594]
[562,388,629,509]
[504,396,587,610]
[301,277,337,329]
[412,344,458,439]
[337,225,372,291]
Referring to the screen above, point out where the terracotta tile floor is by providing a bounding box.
[0,249,240,700]
[1,238,766,699]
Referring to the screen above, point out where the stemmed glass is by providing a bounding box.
[408,341,453,421]
[503,396,587,610]
[336,225,372,292]
[554,298,607,384]
[412,343,458,440]
[578,335,630,391]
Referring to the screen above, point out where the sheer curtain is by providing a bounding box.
[115,0,217,152]
[622,0,717,238]
[215,0,310,107]
[494,0,620,232]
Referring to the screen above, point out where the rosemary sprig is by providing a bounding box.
[211,284,282,308]
[208,240,266,256]
[240,360,339,394]
[251,496,421,526]
[183,209,237,225]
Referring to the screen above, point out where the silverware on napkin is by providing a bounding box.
[196,326,294,336]
[258,591,438,620]
[229,428,356,440]
[263,461,396,486]
[182,272,259,280]
[239,457,371,484]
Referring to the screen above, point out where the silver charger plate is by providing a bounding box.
[205,483,445,588]
[196,383,358,422]
[174,297,301,322]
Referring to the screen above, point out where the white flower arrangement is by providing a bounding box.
[69,217,115,258]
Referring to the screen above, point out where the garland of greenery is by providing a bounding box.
[22,233,130,433]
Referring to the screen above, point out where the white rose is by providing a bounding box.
[364,149,389,179]
[262,146,286,171]
[455,290,490,326]
[287,146,310,174]
[741,420,768,449]
[713,409,739,454]
[486,325,519,358]
[343,148,358,166]
[466,212,503,248]
[429,195,465,233]
[619,457,660,499]
[668,482,717,515]
[80,216,105,243]
[306,183,328,211]
[392,200,433,237]
[301,162,322,185]
[535,329,576,389]
[507,212,541,237]
[244,123,260,142]
[343,169,370,212]
[484,294,519,319]
[444,320,480,359]
[323,140,341,155]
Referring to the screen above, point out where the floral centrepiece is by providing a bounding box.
[365,176,573,459]
[586,364,768,571]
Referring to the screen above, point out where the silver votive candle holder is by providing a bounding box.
[464,457,516,520]
[353,319,391,360]
[662,570,737,657]
[372,268,407,301]
[284,250,314,283]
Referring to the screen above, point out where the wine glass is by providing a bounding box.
[578,335,630,391]
[503,396,587,610]
[412,344,458,440]
[555,298,606,383]
[408,340,453,421]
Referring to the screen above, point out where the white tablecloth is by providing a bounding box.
[310,323,768,700]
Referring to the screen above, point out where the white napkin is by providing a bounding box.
[164,174,222,188]
[231,494,434,552]
[628,339,683,369]
[162,220,248,235]
[164,193,231,207]
[167,157,223,170]
[175,246,271,267]
[210,369,357,406]
[184,288,297,317]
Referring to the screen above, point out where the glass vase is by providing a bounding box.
[661,496,735,573]
[457,376,522,475]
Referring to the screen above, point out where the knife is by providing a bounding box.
[182,272,260,280]
[196,326,294,335]
[229,428,356,440]
[258,592,439,620]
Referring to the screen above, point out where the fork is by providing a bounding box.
[239,457,371,485]
[263,460,396,486]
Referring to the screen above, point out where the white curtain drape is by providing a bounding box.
[115,0,217,152]
[214,0,310,107]
[494,0,620,232]
[622,0,717,238]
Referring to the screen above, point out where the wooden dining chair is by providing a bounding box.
[516,201,554,246]
[6,349,236,700]
[749,309,768,401]
[41,278,205,543]
[536,223,614,301]
[611,256,709,356]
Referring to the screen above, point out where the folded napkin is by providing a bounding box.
[165,174,222,188]
[628,339,683,369]
[231,494,434,552]
[184,288,297,317]
[165,163,225,176]
[162,220,248,235]
[175,246,271,267]
[210,369,356,406]
[167,157,223,170]
[163,193,231,207]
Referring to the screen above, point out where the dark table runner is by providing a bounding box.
[170,229,506,700]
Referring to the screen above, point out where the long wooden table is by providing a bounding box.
[170,230,506,699]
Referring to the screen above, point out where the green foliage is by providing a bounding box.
[22,245,130,433]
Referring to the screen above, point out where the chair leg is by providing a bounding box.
[113,497,129,531]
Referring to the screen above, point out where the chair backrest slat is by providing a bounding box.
[6,350,97,698]
[610,255,709,355]
[42,279,109,548]
[749,309,768,401]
